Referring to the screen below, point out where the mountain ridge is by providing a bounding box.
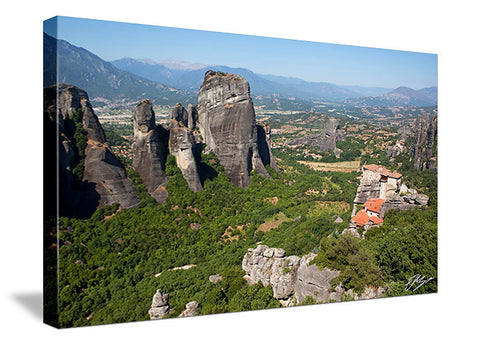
[43,33,197,106]
[46,34,437,108]
[346,86,437,107]
[111,58,390,102]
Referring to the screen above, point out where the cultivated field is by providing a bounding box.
[297,160,361,172]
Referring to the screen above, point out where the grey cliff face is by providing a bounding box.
[45,84,139,217]
[379,193,429,218]
[80,93,140,210]
[257,122,280,172]
[197,70,270,187]
[132,99,169,203]
[44,84,77,216]
[353,176,381,206]
[242,245,299,302]
[294,253,341,304]
[242,245,385,306]
[170,103,190,128]
[411,113,438,170]
[286,117,344,157]
[187,104,197,131]
[169,104,203,192]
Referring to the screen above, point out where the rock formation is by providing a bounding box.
[81,97,140,210]
[353,164,402,206]
[44,84,140,217]
[411,113,438,170]
[242,245,299,303]
[179,301,200,317]
[44,84,78,217]
[379,193,429,218]
[386,126,410,160]
[256,122,280,172]
[148,290,170,320]
[197,70,270,187]
[242,245,385,306]
[209,274,223,284]
[169,104,203,192]
[293,253,341,304]
[187,104,197,131]
[132,99,169,203]
[287,117,344,158]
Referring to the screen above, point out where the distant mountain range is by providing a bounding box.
[345,86,438,107]
[44,33,437,108]
[43,33,197,106]
[111,57,396,103]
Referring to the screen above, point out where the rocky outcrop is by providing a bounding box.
[197,70,270,187]
[132,99,169,203]
[242,245,299,302]
[386,127,409,159]
[411,113,438,170]
[257,122,280,172]
[44,84,140,217]
[148,290,170,320]
[294,253,341,304]
[179,301,200,317]
[209,274,223,284]
[353,164,402,206]
[379,193,429,218]
[242,245,385,306]
[169,104,203,192]
[286,117,344,158]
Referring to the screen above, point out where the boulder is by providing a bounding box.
[209,274,223,284]
[148,290,170,320]
[179,301,200,317]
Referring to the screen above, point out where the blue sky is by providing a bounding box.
[44,16,437,89]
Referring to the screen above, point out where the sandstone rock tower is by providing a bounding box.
[44,83,140,217]
[197,70,270,187]
[169,104,203,192]
[132,99,169,203]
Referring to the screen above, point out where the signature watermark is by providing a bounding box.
[405,274,434,292]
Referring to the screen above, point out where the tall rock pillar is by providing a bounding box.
[197,70,269,187]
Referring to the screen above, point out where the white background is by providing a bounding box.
[1,0,478,345]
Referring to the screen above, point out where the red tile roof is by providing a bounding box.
[363,164,402,179]
[363,198,385,214]
[351,210,370,226]
[350,210,384,226]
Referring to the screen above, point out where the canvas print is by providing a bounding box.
[43,16,438,328]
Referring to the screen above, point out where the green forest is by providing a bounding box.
[47,135,437,327]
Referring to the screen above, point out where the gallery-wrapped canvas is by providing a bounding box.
[43,16,437,328]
